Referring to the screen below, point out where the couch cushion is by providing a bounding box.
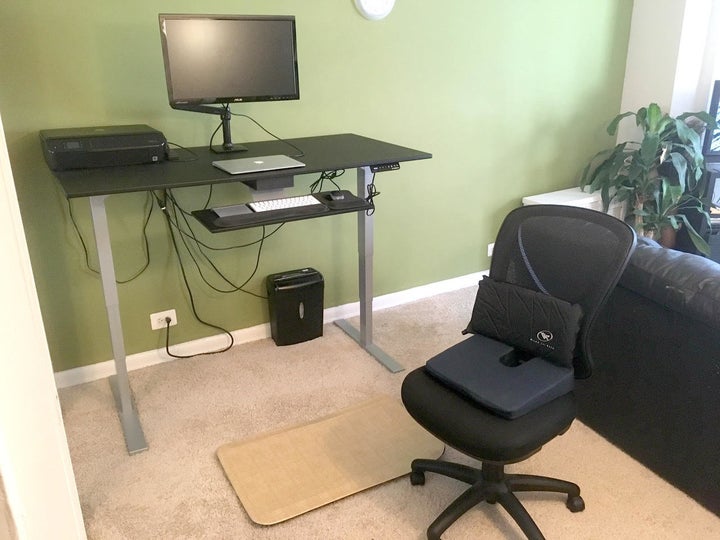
[619,237,720,331]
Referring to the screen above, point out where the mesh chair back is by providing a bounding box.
[489,205,636,377]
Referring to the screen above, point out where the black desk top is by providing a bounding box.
[53,133,432,198]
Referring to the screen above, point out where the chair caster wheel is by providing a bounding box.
[410,470,425,486]
[567,495,585,512]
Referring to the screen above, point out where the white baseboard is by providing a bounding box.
[54,271,485,389]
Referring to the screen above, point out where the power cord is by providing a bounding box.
[159,196,235,359]
[164,141,199,162]
[156,187,296,358]
[66,192,154,283]
[309,169,344,193]
[159,189,280,297]
[163,314,233,360]
[365,173,381,216]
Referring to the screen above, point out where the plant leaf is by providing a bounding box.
[678,110,717,130]
[656,116,674,138]
[600,184,612,212]
[607,145,629,180]
[589,159,615,193]
[645,103,663,132]
[579,148,613,189]
[668,151,688,192]
[675,118,703,154]
[607,112,634,136]
[676,213,711,256]
[636,107,648,129]
[660,180,683,211]
[639,133,660,166]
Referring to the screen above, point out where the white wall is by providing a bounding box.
[0,476,14,540]
[671,0,719,114]
[617,0,719,141]
[0,111,85,538]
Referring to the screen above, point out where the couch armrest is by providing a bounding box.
[619,237,720,331]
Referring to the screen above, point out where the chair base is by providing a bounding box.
[410,458,584,540]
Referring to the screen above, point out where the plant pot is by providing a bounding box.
[659,226,678,249]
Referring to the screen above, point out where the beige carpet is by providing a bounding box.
[58,287,720,539]
[217,395,444,525]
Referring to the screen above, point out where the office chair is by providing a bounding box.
[401,205,636,540]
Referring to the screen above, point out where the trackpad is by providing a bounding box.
[213,204,253,218]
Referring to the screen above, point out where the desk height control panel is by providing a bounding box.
[371,162,400,173]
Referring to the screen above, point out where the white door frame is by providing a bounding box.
[0,111,86,538]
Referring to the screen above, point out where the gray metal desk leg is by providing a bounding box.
[89,195,148,454]
[334,167,404,373]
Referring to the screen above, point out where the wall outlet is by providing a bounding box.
[150,309,177,330]
[487,243,495,257]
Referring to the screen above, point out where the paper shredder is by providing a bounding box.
[266,268,324,345]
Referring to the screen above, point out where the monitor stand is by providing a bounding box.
[172,103,248,153]
[211,108,247,153]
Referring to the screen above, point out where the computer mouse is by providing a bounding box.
[328,190,345,201]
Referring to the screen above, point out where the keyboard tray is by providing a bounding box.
[192,190,373,232]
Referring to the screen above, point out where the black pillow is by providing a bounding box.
[464,276,583,367]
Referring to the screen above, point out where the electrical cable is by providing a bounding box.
[309,169,344,193]
[152,164,342,357]
[209,120,223,151]
[67,192,154,283]
[66,198,95,272]
[163,190,273,298]
[365,173,380,216]
[156,190,285,255]
[164,141,199,162]
[159,197,235,359]
[201,184,213,209]
[152,189,283,253]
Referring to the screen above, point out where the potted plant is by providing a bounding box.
[580,102,716,255]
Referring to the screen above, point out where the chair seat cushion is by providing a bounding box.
[425,334,575,419]
[401,365,576,463]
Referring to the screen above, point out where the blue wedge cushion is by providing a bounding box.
[425,334,575,419]
[465,276,583,367]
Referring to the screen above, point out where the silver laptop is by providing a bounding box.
[212,154,305,175]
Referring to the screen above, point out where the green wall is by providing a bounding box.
[0,1,632,372]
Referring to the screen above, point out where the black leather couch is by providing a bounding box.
[577,236,720,516]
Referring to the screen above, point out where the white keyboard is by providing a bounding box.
[248,194,323,213]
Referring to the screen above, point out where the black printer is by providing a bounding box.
[39,124,167,170]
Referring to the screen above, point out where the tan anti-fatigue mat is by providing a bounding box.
[217,395,444,525]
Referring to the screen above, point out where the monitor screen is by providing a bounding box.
[158,14,299,106]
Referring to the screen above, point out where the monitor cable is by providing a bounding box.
[209,104,305,158]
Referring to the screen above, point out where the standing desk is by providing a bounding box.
[52,133,432,454]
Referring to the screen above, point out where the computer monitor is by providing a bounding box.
[158,14,300,153]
